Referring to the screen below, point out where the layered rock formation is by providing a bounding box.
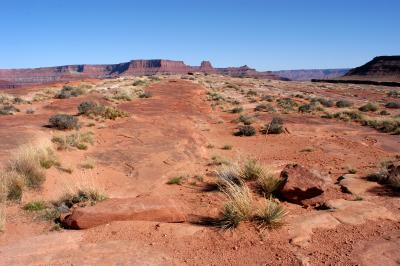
[342,56,400,82]
[0,59,284,88]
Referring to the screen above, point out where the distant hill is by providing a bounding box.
[341,56,400,82]
[273,69,350,81]
[0,60,284,88]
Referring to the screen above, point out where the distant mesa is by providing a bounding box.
[273,69,350,81]
[311,56,400,86]
[0,59,285,88]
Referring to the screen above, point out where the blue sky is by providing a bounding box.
[0,0,399,70]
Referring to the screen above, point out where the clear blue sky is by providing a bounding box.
[0,0,399,70]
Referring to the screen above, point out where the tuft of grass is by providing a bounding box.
[23,201,47,211]
[206,144,215,149]
[230,106,244,114]
[52,131,94,150]
[253,198,287,229]
[220,180,253,229]
[210,155,230,166]
[277,98,297,112]
[7,143,58,189]
[221,145,233,150]
[257,171,285,197]
[240,159,264,181]
[54,182,108,208]
[0,171,24,202]
[166,176,185,185]
[80,157,96,169]
[348,168,357,174]
[217,164,242,186]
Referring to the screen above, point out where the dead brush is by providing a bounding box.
[52,131,94,150]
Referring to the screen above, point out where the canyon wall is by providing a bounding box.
[0,59,284,88]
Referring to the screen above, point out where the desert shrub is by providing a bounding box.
[139,91,152,98]
[247,90,258,96]
[234,125,256,136]
[311,97,334,107]
[132,80,147,86]
[26,108,35,114]
[221,145,232,150]
[23,201,47,211]
[277,98,297,111]
[230,106,243,113]
[207,92,224,102]
[232,114,254,125]
[254,198,287,229]
[298,104,315,113]
[220,180,253,228]
[255,103,275,112]
[7,143,58,189]
[261,95,274,102]
[361,119,400,134]
[387,90,400,98]
[380,110,390,116]
[0,104,20,115]
[257,172,284,196]
[336,100,352,108]
[49,114,79,130]
[166,176,185,185]
[385,102,400,109]
[262,117,284,134]
[359,103,378,112]
[80,157,96,169]
[52,132,94,150]
[78,101,97,115]
[55,86,86,99]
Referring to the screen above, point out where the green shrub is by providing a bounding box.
[298,104,315,113]
[49,114,79,130]
[78,102,127,120]
[262,117,284,134]
[336,100,352,108]
[359,103,378,112]
[277,98,297,111]
[233,114,254,125]
[166,176,184,185]
[234,125,256,136]
[78,101,97,115]
[385,102,400,109]
[23,201,47,211]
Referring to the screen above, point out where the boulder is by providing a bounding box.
[62,196,186,229]
[279,164,331,205]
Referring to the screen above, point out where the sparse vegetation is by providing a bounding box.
[55,86,86,99]
[255,103,275,112]
[166,176,185,185]
[210,155,230,166]
[359,103,378,112]
[0,207,5,232]
[52,131,94,150]
[221,145,233,150]
[23,201,47,211]
[277,98,297,112]
[311,97,334,107]
[139,91,152,98]
[256,171,284,196]
[230,106,244,113]
[0,104,20,115]
[385,102,400,109]
[240,159,264,181]
[336,100,352,108]
[77,102,127,120]
[262,117,284,134]
[232,114,254,125]
[234,125,256,136]
[49,114,79,130]
[387,90,400,98]
[54,182,108,208]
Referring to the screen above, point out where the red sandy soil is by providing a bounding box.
[0,77,399,265]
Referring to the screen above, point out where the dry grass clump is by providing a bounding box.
[6,142,58,189]
[262,117,284,134]
[254,198,288,229]
[359,102,378,112]
[1,171,24,201]
[217,164,242,186]
[220,180,253,228]
[55,86,87,99]
[0,206,5,232]
[52,131,94,150]
[256,170,285,196]
[54,180,107,208]
[234,125,256,136]
[0,104,20,115]
[23,200,47,211]
[240,159,264,180]
[166,176,185,185]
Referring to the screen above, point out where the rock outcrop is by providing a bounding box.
[0,59,285,88]
[61,196,187,229]
[279,164,331,205]
[273,68,350,81]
